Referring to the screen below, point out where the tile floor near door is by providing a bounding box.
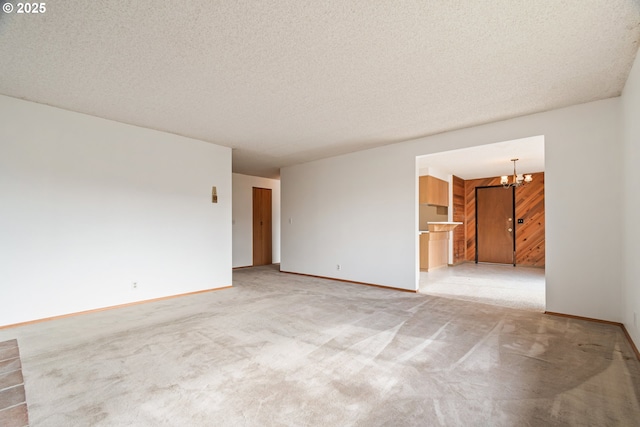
[0,339,29,427]
[420,262,545,312]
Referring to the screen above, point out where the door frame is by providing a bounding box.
[475,185,516,266]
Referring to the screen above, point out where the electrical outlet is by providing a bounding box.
[336,264,341,271]
[132,282,138,289]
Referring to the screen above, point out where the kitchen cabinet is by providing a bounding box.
[419,232,449,271]
[420,233,429,270]
[420,222,463,271]
[419,175,449,207]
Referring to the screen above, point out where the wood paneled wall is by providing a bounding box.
[464,172,545,267]
[452,175,466,264]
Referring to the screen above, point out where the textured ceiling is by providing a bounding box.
[1,1,639,178]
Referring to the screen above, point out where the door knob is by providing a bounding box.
[508,228,513,232]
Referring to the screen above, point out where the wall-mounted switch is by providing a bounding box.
[517,218,524,224]
[212,186,218,203]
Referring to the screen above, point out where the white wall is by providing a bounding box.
[0,95,232,326]
[418,167,450,182]
[622,48,640,348]
[282,150,418,288]
[232,173,281,267]
[282,97,623,322]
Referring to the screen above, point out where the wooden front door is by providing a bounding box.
[252,187,272,266]
[476,186,515,265]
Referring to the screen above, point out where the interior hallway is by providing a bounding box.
[0,265,637,426]
[420,263,545,312]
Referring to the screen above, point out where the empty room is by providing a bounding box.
[1,1,640,426]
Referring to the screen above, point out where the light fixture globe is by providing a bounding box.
[501,158,532,188]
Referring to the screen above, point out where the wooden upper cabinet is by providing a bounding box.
[419,175,449,206]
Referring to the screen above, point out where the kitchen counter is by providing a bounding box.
[426,222,463,232]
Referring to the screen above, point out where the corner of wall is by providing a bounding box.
[621,47,640,350]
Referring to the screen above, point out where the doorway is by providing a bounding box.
[416,136,545,311]
[252,187,272,266]
[476,186,515,265]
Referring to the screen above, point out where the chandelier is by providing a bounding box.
[501,158,532,188]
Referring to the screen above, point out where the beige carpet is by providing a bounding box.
[1,265,638,426]
[420,263,545,312]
